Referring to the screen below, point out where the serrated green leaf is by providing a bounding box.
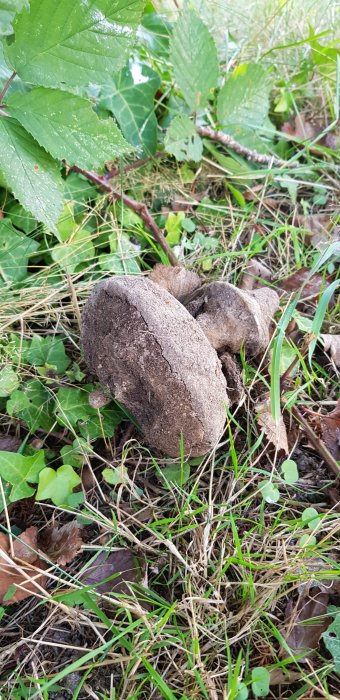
[101,61,160,156]
[0,449,45,501]
[164,114,202,162]
[251,667,270,697]
[6,0,145,89]
[51,229,95,273]
[170,6,218,112]
[8,88,131,169]
[0,219,38,286]
[217,64,271,147]
[24,335,70,374]
[0,118,63,230]
[0,366,19,397]
[322,614,340,673]
[7,379,55,432]
[36,464,81,506]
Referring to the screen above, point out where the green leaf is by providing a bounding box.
[6,202,37,235]
[0,219,38,286]
[0,449,45,501]
[101,62,160,156]
[55,386,122,440]
[99,233,140,275]
[301,507,321,531]
[6,0,145,89]
[102,465,128,485]
[170,5,218,111]
[217,64,271,144]
[36,465,81,506]
[322,614,340,673]
[165,211,184,246]
[162,462,190,488]
[0,366,19,397]
[0,118,63,230]
[235,683,249,700]
[0,0,27,36]
[298,533,317,547]
[8,88,131,169]
[24,335,71,374]
[51,229,95,273]
[251,667,270,697]
[7,379,55,432]
[281,459,299,485]
[259,480,280,504]
[164,114,203,162]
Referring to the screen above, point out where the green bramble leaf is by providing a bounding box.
[170,5,219,112]
[0,0,27,36]
[0,366,19,397]
[36,465,81,506]
[0,219,38,286]
[0,449,45,502]
[164,114,203,162]
[281,459,299,485]
[251,667,270,697]
[7,379,55,432]
[0,119,63,231]
[8,88,131,169]
[101,61,161,156]
[5,0,146,89]
[217,63,271,149]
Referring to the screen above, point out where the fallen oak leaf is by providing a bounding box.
[293,213,340,251]
[0,527,48,605]
[283,587,330,659]
[282,115,339,152]
[41,522,83,566]
[321,334,340,367]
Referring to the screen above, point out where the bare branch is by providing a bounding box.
[197,125,297,168]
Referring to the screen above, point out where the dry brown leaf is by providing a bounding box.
[42,522,83,566]
[0,528,48,605]
[149,263,201,300]
[321,334,340,367]
[240,258,272,291]
[283,587,330,659]
[293,213,340,252]
[82,548,141,596]
[278,268,328,299]
[0,434,21,452]
[256,399,288,454]
[320,400,340,461]
[282,115,339,151]
[269,669,302,686]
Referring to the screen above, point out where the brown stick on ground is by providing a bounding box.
[197,125,297,168]
[71,166,180,267]
[288,404,340,479]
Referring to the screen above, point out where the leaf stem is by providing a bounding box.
[71,166,180,267]
[0,71,16,104]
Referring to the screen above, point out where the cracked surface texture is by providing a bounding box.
[82,277,228,457]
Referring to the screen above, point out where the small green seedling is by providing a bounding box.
[302,507,322,530]
[259,480,280,504]
[281,459,299,485]
[251,667,270,697]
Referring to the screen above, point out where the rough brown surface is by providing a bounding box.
[82,277,228,457]
[184,281,279,355]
